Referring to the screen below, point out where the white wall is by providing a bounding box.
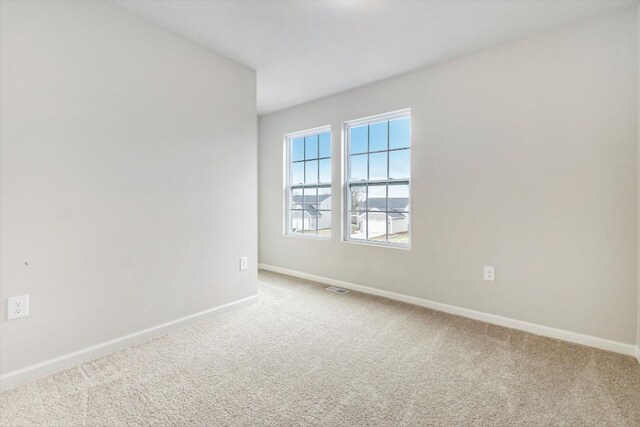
[260,7,639,346]
[0,0,257,376]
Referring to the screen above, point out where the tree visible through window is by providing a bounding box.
[286,127,331,237]
[345,110,410,246]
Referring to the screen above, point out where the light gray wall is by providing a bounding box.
[0,0,257,375]
[260,7,639,345]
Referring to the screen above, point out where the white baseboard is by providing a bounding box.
[259,264,638,358]
[0,294,259,391]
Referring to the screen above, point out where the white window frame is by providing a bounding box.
[284,125,332,239]
[343,109,411,249]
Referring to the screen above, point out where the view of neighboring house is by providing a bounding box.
[291,193,331,233]
[351,197,409,240]
[291,194,409,238]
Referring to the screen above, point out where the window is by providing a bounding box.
[286,126,331,237]
[345,110,410,247]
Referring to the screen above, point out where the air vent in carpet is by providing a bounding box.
[326,286,349,295]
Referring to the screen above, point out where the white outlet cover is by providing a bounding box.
[7,295,29,320]
[240,257,248,271]
[484,266,495,281]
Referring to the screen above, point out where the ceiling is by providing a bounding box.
[115,0,637,115]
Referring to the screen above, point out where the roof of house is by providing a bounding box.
[292,194,331,217]
[292,194,331,204]
[388,212,407,219]
[292,195,408,218]
[352,197,409,219]
[293,207,330,218]
[367,198,409,211]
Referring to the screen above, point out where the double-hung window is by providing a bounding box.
[286,127,331,237]
[345,110,411,247]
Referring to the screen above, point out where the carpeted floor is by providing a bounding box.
[1,271,640,426]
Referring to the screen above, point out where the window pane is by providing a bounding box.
[369,121,388,152]
[291,188,303,209]
[319,158,331,183]
[343,113,410,246]
[349,211,366,240]
[287,129,332,239]
[369,152,387,180]
[292,137,304,161]
[350,154,367,181]
[305,135,318,160]
[319,132,331,158]
[317,210,331,236]
[350,125,368,154]
[291,162,304,185]
[305,160,318,184]
[291,210,304,234]
[389,149,410,180]
[303,187,317,211]
[348,184,366,211]
[388,183,409,211]
[367,211,387,241]
[318,186,332,210]
[367,184,386,211]
[388,213,409,244]
[389,117,410,149]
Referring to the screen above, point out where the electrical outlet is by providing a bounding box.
[239,257,248,271]
[484,266,495,281]
[7,295,29,320]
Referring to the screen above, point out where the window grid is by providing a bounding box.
[286,128,331,238]
[345,110,410,247]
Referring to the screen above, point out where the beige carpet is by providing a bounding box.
[2,271,639,426]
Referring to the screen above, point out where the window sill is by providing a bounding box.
[342,238,411,250]
[284,233,332,241]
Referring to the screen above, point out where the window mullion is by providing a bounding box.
[366,125,370,213]
[303,135,307,235]
[316,135,320,236]
[386,121,390,242]
[366,125,370,183]
[365,211,369,241]
[288,137,292,233]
